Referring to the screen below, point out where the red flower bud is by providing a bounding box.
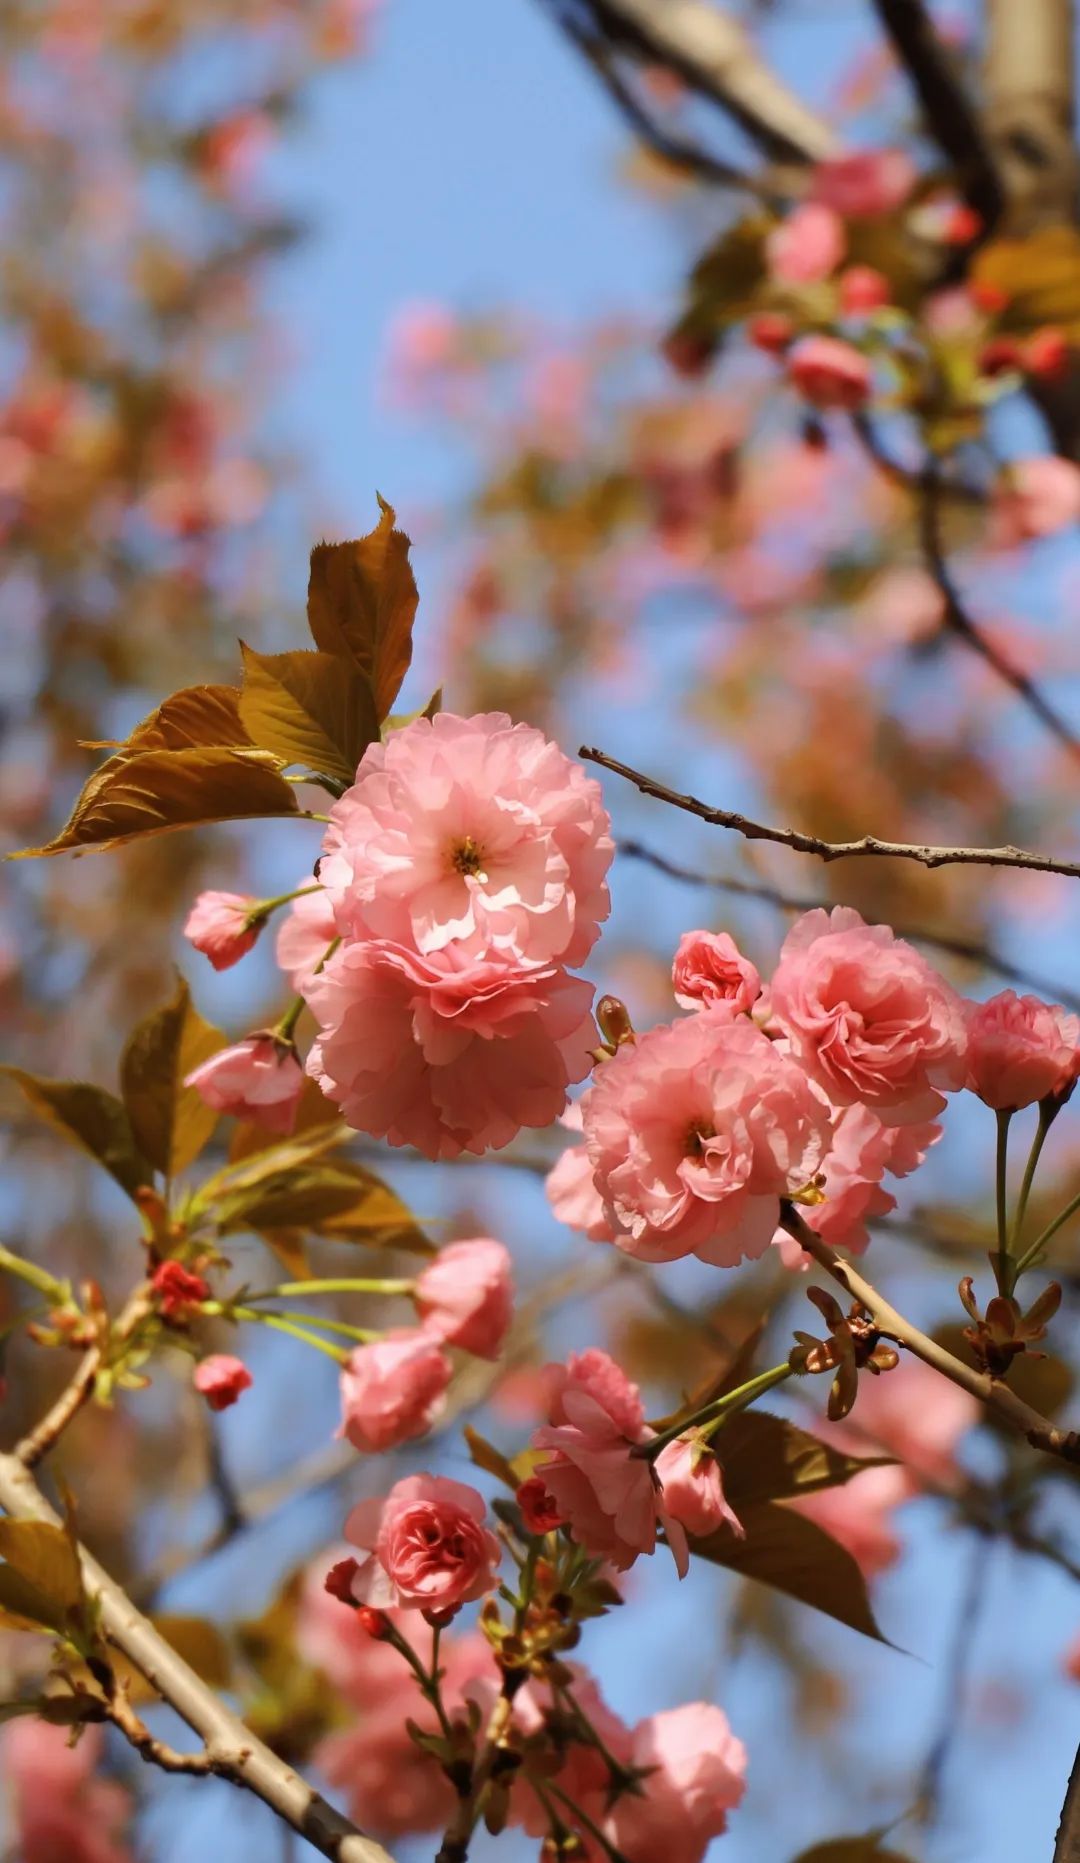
[979,337,1023,378]
[516,1476,566,1536]
[356,1606,392,1639]
[747,311,795,356]
[323,1557,361,1605]
[970,280,1009,314]
[1026,327,1070,381]
[151,1260,211,1322]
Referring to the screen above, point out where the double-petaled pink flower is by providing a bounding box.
[344,1474,501,1612]
[532,1349,688,1574]
[965,989,1080,1110]
[415,1237,514,1358]
[672,928,761,1016]
[777,1102,941,1263]
[769,907,968,1123]
[339,1330,451,1453]
[581,1012,830,1265]
[304,938,594,1158]
[319,711,613,966]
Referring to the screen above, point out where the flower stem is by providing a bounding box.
[244,884,322,928]
[1012,1183,1080,1281]
[639,1361,794,1461]
[994,1108,1013,1295]
[1011,1101,1054,1257]
[544,1780,632,1863]
[0,1244,67,1304]
[257,1278,415,1299]
[201,1301,350,1364]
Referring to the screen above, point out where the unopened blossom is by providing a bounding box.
[995,455,1080,542]
[515,1474,566,1534]
[151,1260,210,1321]
[655,1439,744,1539]
[185,1035,304,1135]
[787,335,872,410]
[811,148,915,217]
[193,1354,252,1411]
[339,1329,451,1453]
[319,711,613,966]
[839,264,891,315]
[602,1703,748,1863]
[414,1237,513,1358]
[532,1349,689,1574]
[304,939,594,1159]
[672,928,761,1015]
[769,907,969,1122]
[183,890,260,970]
[766,203,845,285]
[1,1720,134,1863]
[965,990,1080,1110]
[344,1474,501,1612]
[582,1012,830,1265]
[747,311,795,354]
[275,881,338,989]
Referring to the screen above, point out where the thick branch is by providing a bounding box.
[0,1453,397,1863]
[581,745,1080,881]
[578,0,838,164]
[1056,1737,1080,1863]
[871,0,1003,228]
[984,0,1077,232]
[779,1205,1080,1466]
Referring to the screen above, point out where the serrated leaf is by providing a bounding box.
[689,1501,890,1645]
[2,1069,152,1199]
[307,498,418,721]
[464,1425,520,1492]
[120,976,226,1178]
[210,1157,427,1251]
[118,684,253,753]
[11,746,299,859]
[718,1411,895,1510]
[0,1521,84,1616]
[238,644,378,787]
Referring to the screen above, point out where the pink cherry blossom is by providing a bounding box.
[769,907,969,1122]
[532,1350,689,1574]
[344,1474,501,1611]
[672,928,761,1014]
[183,890,260,969]
[185,1035,304,1135]
[994,456,1080,542]
[811,148,915,217]
[304,938,594,1159]
[415,1237,514,1358]
[788,335,872,410]
[1,1721,134,1863]
[275,881,337,989]
[766,203,845,285]
[965,990,1080,1110]
[193,1354,252,1411]
[545,1104,614,1242]
[780,1103,942,1259]
[338,1329,451,1452]
[581,1012,830,1265]
[655,1438,744,1539]
[318,711,613,966]
[603,1703,748,1863]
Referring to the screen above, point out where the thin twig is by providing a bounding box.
[779,1204,1080,1466]
[0,1452,397,1863]
[619,837,1080,1009]
[581,744,1080,880]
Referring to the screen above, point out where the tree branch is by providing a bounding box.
[0,1453,397,1863]
[984,0,1078,233]
[572,0,838,165]
[581,744,1080,881]
[779,1204,1080,1466]
[871,0,1004,229]
[618,837,1080,1010]
[1056,1736,1080,1863]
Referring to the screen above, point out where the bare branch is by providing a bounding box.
[581,744,1080,881]
[619,837,1080,1010]
[871,0,1004,228]
[779,1205,1080,1467]
[0,1453,397,1863]
[572,0,838,165]
[1056,1737,1080,1863]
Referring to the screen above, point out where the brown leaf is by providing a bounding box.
[307,498,418,720]
[0,1566,72,1634]
[210,1156,429,1252]
[464,1425,520,1492]
[122,684,253,753]
[689,1501,890,1645]
[788,1839,915,1863]
[120,976,226,1178]
[0,1521,83,1616]
[718,1411,895,1510]
[238,644,378,787]
[257,1228,313,1279]
[2,1068,152,1199]
[11,746,299,859]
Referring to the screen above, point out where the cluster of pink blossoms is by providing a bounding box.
[0,1720,134,1863]
[547,907,1080,1268]
[311,1466,746,1857]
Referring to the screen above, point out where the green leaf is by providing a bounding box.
[120,976,226,1178]
[2,1069,152,1199]
[464,1425,521,1492]
[238,643,379,787]
[789,1837,916,1863]
[209,1156,429,1252]
[718,1411,895,1510]
[0,1521,84,1617]
[11,746,299,859]
[689,1501,890,1645]
[307,497,419,721]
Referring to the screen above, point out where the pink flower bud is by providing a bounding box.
[654,1439,744,1539]
[965,991,1080,1111]
[747,311,795,355]
[185,1035,304,1135]
[324,1556,362,1605]
[193,1354,252,1412]
[338,1329,451,1453]
[672,929,761,1016]
[415,1239,514,1360]
[183,891,261,971]
[1026,327,1070,381]
[766,203,845,286]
